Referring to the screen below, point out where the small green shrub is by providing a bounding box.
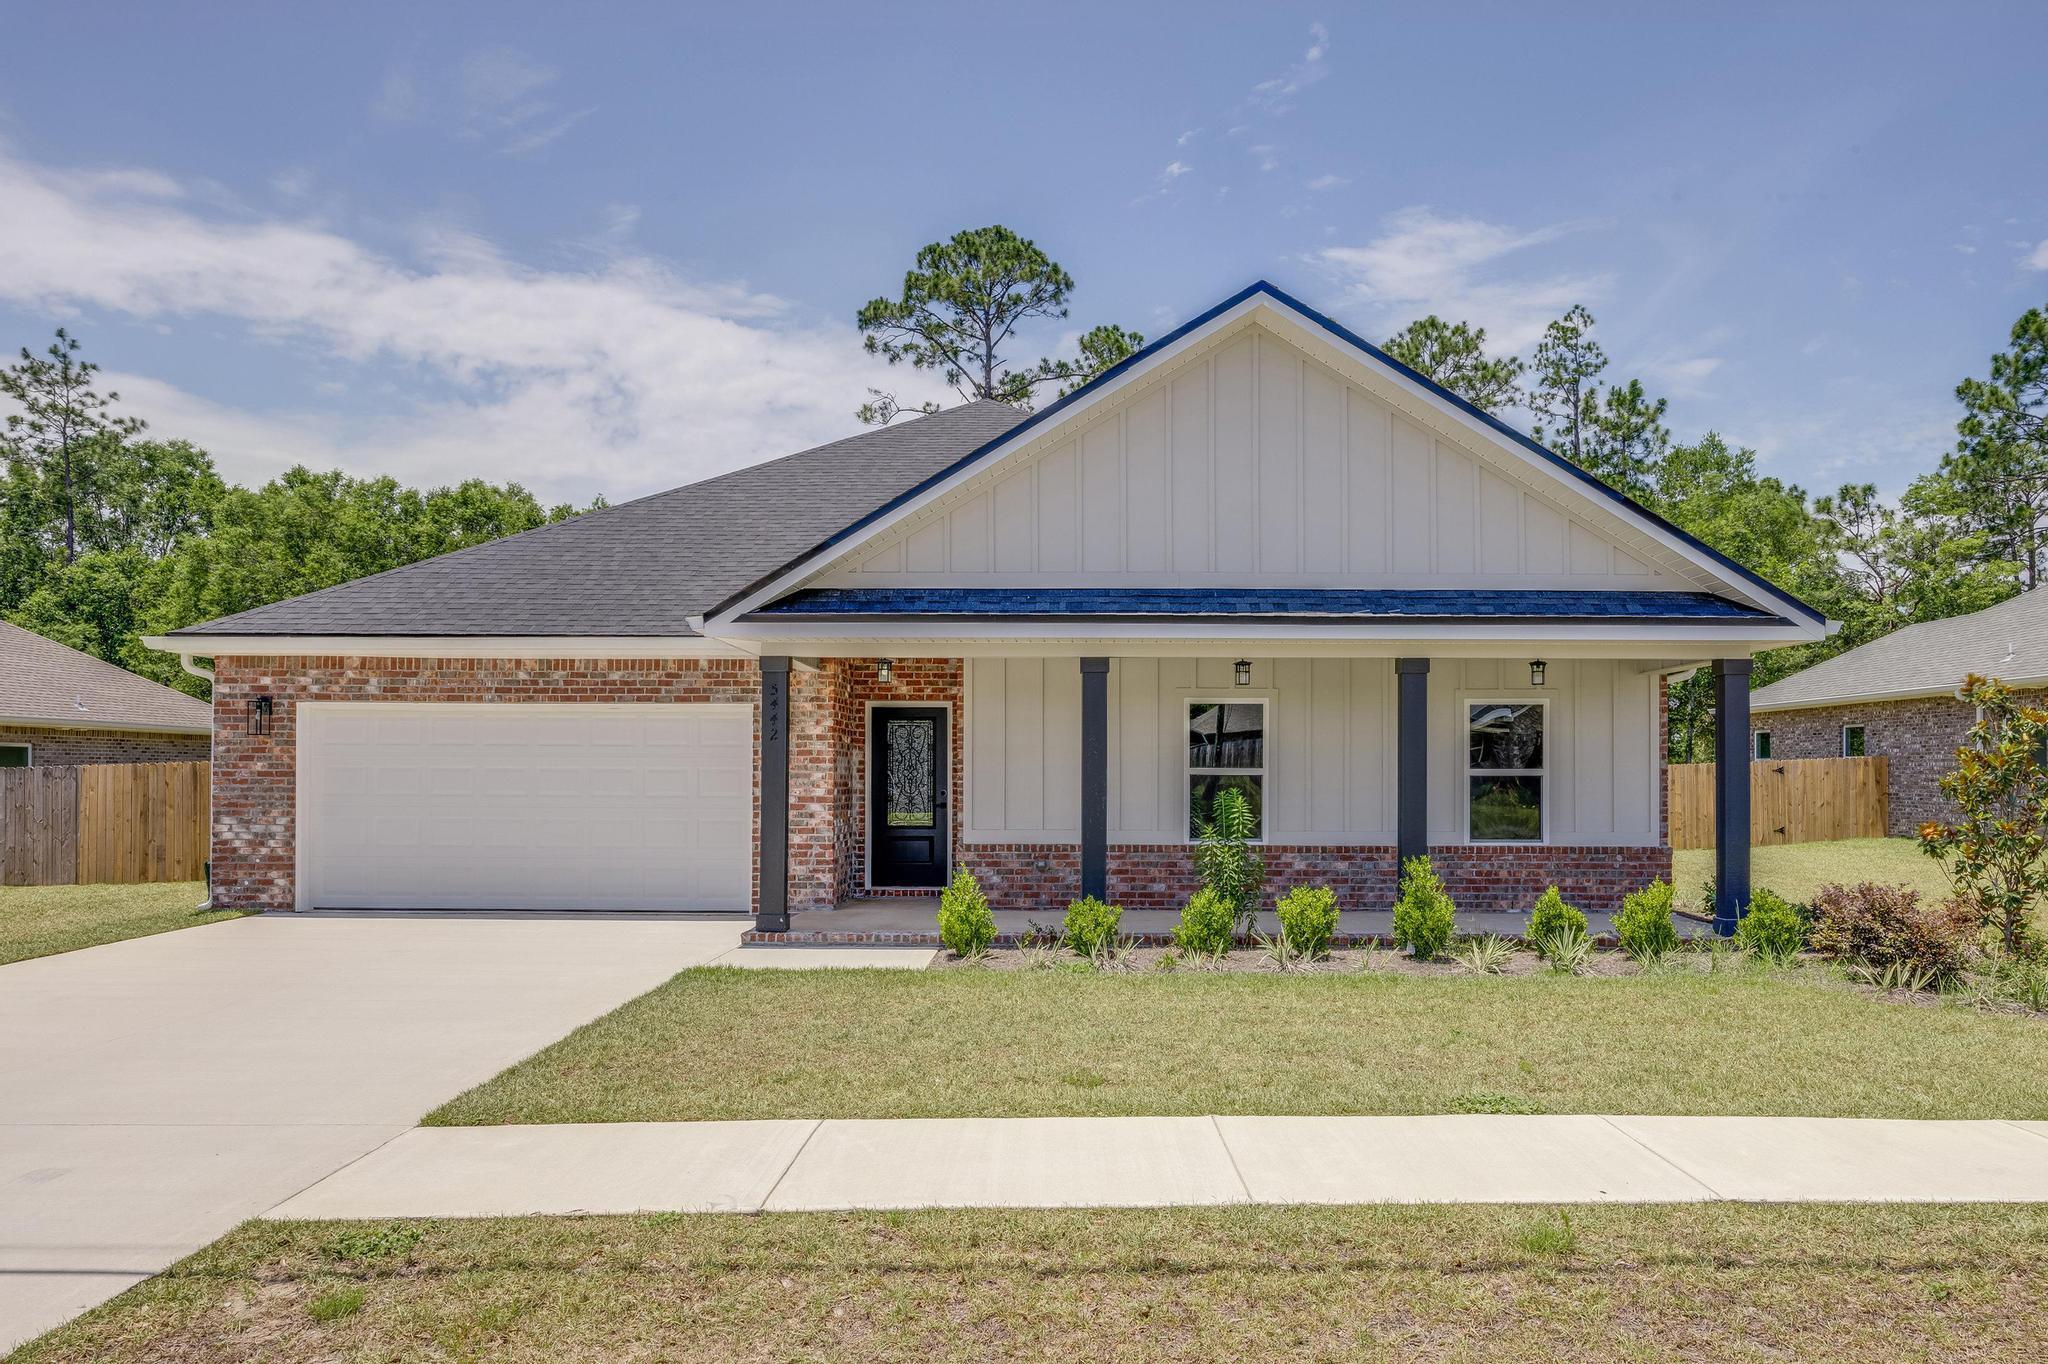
[1527,886,1588,953]
[1535,924,1592,974]
[1193,786,1266,932]
[1392,856,1456,960]
[1455,933,1516,975]
[308,1287,366,1323]
[1613,879,1680,961]
[1062,895,1123,957]
[1275,884,1340,959]
[1173,887,1237,956]
[1734,888,1807,964]
[1808,881,1975,982]
[936,868,997,957]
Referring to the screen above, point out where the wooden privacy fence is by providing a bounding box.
[1667,755,1888,850]
[1,761,209,886]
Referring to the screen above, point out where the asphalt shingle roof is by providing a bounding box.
[168,401,1030,638]
[750,588,1781,622]
[1753,589,2048,711]
[0,622,212,732]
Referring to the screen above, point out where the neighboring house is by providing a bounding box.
[148,283,1824,930]
[1751,588,2047,837]
[0,621,212,768]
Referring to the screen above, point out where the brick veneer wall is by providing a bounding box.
[829,658,965,897]
[210,656,763,911]
[0,724,210,766]
[1751,691,2045,837]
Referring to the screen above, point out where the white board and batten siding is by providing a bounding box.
[966,657,1660,847]
[820,328,1686,592]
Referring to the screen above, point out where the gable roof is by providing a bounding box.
[1753,589,2045,712]
[166,400,1028,639]
[704,281,1826,631]
[0,622,212,733]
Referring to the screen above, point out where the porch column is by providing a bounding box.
[757,655,791,934]
[1711,656,1752,936]
[1080,657,1109,901]
[1395,658,1430,871]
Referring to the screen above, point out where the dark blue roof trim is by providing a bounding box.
[747,588,1784,625]
[704,281,1823,627]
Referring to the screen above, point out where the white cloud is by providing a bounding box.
[1131,159,1193,205]
[1313,206,1611,350]
[456,47,593,156]
[1306,172,1347,192]
[0,147,946,504]
[1641,355,1724,397]
[1176,128,1200,146]
[2026,239,2048,271]
[1249,144,1279,172]
[1249,22,1330,110]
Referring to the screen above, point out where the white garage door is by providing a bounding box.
[297,703,752,912]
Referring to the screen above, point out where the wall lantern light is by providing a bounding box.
[1529,660,1547,687]
[249,695,275,735]
[1234,659,1253,687]
[876,658,895,684]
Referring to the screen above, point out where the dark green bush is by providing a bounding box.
[1528,886,1588,953]
[1275,884,1340,958]
[1613,879,1679,961]
[1393,856,1456,960]
[936,868,997,957]
[1173,886,1236,956]
[1735,888,1807,964]
[1062,895,1123,957]
[1193,786,1266,932]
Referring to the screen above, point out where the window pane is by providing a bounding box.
[884,718,935,828]
[1188,702,1264,770]
[1470,776,1542,841]
[1755,732,1771,760]
[0,745,27,768]
[1469,703,1544,770]
[1189,773,1263,840]
[1842,727,1866,758]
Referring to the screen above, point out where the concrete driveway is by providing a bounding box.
[0,912,742,1352]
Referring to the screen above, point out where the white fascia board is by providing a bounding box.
[0,712,212,736]
[708,618,1813,652]
[140,634,756,660]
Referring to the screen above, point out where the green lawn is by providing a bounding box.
[17,1204,2047,1363]
[0,881,242,966]
[1673,836,1954,909]
[428,964,2048,1126]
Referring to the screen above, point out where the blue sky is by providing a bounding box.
[2,2,2044,507]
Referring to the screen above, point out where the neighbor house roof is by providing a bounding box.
[749,588,1787,625]
[1752,589,2048,712]
[165,401,1029,639]
[0,621,212,734]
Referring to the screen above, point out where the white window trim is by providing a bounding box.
[864,699,955,891]
[1841,724,1866,758]
[1465,696,1550,845]
[1185,696,1268,845]
[0,741,30,768]
[1753,730,1771,761]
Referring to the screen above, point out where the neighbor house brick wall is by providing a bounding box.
[0,724,210,767]
[209,656,763,911]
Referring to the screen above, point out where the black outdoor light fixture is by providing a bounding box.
[1529,660,1548,687]
[1234,659,1252,687]
[875,658,894,684]
[249,695,274,735]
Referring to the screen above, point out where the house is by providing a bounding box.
[0,621,212,767]
[146,283,1826,934]
[1751,587,2045,836]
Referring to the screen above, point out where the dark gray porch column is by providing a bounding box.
[1711,656,1752,936]
[757,655,791,933]
[1080,657,1110,901]
[1395,658,1430,871]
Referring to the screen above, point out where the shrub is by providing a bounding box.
[1393,856,1456,960]
[1193,786,1266,933]
[1535,924,1592,974]
[1734,888,1806,964]
[1062,895,1122,957]
[1808,881,1976,982]
[1275,884,1340,959]
[1456,933,1516,975]
[1919,674,2048,955]
[1527,887,1587,956]
[936,868,997,957]
[1173,887,1237,956]
[1613,879,1680,961]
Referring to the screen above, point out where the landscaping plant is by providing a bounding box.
[1193,786,1266,933]
[1455,934,1516,975]
[936,868,997,958]
[1527,886,1588,958]
[1808,881,1976,983]
[1534,924,1592,974]
[1613,879,1680,962]
[1393,856,1456,960]
[1275,884,1340,959]
[1172,886,1237,956]
[1919,674,2048,956]
[1062,895,1123,957]
[1733,888,1807,964]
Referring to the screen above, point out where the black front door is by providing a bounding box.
[870,707,948,888]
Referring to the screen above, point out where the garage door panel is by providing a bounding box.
[302,704,752,912]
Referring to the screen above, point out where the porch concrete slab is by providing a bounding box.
[269,1121,819,1219]
[1214,1115,1716,1204]
[1606,1117,2048,1202]
[762,1117,1248,1211]
[711,946,936,970]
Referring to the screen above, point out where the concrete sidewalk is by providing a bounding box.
[268,1115,2048,1218]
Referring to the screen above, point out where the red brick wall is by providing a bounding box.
[829,658,964,897]
[0,724,210,766]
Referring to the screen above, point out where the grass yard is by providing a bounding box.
[428,964,2048,1125]
[0,881,241,966]
[1673,836,1955,909]
[17,1204,2048,1362]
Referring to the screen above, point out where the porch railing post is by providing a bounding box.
[1395,658,1430,873]
[757,655,791,934]
[1712,656,1752,936]
[1080,657,1110,902]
